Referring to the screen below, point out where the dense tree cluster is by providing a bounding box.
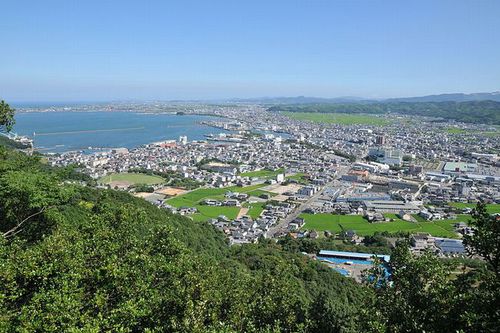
[129,167,203,190]
[0,100,15,132]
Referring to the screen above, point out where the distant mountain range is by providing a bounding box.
[386,92,500,103]
[229,91,500,104]
[229,96,371,104]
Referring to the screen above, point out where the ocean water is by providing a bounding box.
[13,112,228,153]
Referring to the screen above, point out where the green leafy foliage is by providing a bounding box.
[0,100,15,132]
[0,135,30,149]
[363,233,500,332]
[464,202,500,275]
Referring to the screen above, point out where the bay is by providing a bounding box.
[13,111,227,153]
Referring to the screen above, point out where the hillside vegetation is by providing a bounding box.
[0,147,366,332]
[0,135,31,149]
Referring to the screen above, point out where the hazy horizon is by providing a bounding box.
[2,0,500,102]
[9,90,500,106]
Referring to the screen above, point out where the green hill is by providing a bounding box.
[0,134,30,149]
[0,146,365,332]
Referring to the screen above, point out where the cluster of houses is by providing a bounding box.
[203,191,249,207]
[410,233,466,257]
[209,202,297,244]
[44,102,499,253]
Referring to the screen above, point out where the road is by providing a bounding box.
[267,165,350,238]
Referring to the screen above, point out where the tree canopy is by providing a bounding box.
[0,100,15,132]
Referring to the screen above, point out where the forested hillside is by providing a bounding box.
[0,147,367,332]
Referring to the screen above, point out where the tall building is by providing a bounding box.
[179,135,188,145]
[368,147,403,166]
[375,135,386,145]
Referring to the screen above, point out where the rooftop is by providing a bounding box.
[319,250,391,262]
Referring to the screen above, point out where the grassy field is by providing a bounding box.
[286,173,308,183]
[194,206,241,221]
[247,189,276,198]
[99,173,164,185]
[448,202,500,214]
[446,128,468,134]
[246,203,266,219]
[283,112,390,126]
[166,185,267,207]
[482,131,500,137]
[167,188,230,207]
[300,213,472,238]
[445,127,499,137]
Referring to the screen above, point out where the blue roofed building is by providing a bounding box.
[435,239,465,256]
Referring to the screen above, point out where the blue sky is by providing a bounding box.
[1,0,499,102]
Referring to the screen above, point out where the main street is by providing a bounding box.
[267,165,350,238]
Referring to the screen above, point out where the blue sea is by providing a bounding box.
[13,112,228,153]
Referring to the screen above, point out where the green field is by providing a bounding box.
[445,127,499,137]
[99,173,165,185]
[448,202,500,214]
[283,112,390,126]
[445,128,468,134]
[247,203,266,219]
[300,213,472,238]
[482,131,500,137]
[246,189,276,198]
[194,206,241,221]
[167,188,229,207]
[286,173,308,183]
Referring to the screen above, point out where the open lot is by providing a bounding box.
[300,213,471,238]
[246,189,277,198]
[99,172,165,186]
[283,112,390,126]
[155,187,187,196]
[445,127,499,137]
[263,183,302,194]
